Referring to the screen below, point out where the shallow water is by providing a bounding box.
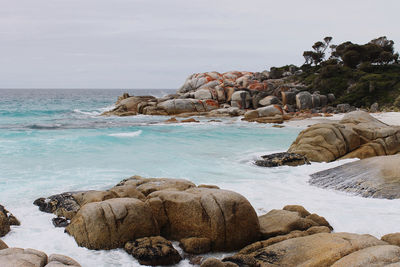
[0,89,399,267]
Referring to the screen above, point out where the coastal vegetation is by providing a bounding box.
[285,36,400,109]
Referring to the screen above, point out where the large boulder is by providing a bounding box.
[103,96,156,116]
[258,206,332,239]
[257,105,283,117]
[65,198,159,249]
[231,91,252,109]
[296,91,313,110]
[258,96,279,107]
[288,111,400,162]
[0,205,20,237]
[146,187,260,251]
[158,99,218,115]
[194,89,213,100]
[124,236,182,266]
[0,248,81,267]
[310,154,400,199]
[281,91,296,106]
[229,232,387,267]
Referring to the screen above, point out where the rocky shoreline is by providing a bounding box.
[1,72,400,266]
[102,70,363,124]
[1,173,399,266]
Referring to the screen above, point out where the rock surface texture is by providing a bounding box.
[254,152,310,167]
[310,154,400,199]
[288,110,400,162]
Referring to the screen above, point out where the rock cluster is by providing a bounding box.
[310,154,400,199]
[288,110,400,162]
[102,70,345,120]
[201,205,400,267]
[35,176,260,259]
[0,205,20,237]
[0,246,81,267]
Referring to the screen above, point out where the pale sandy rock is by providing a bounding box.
[46,254,81,267]
[0,248,47,267]
[382,233,400,246]
[310,155,400,199]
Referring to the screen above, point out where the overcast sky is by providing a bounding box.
[0,0,399,89]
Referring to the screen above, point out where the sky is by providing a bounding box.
[0,0,399,89]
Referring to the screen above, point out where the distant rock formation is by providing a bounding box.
[103,70,343,119]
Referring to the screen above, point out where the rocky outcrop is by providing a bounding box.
[254,152,310,167]
[0,248,81,267]
[146,187,260,251]
[217,233,390,267]
[288,110,400,162]
[0,205,20,237]
[157,99,219,115]
[310,154,400,199]
[36,176,259,253]
[103,95,157,116]
[124,236,182,266]
[65,198,159,250]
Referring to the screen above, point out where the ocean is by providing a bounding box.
[0,89,399,266]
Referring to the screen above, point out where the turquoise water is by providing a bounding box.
[1,89,399,267]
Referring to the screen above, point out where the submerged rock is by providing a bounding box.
[254,152,310,167]
[0,205,20,237]
[310,154,400,199]
[125,236,182,266]
[288,110,400,162]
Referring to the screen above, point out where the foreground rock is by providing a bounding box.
[124,236,182,266]
[211,232,394,267]
[0,248,81,267]
[147,187,260,251]
[310,154,400,199]
[0,205,20,237]
[37,176,260,252]
[288,110,400,162]
[65,198,159,250]
[258,205,332,239]
[254,152,310,167]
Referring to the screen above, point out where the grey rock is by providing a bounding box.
[296,91,313,110]
[255,152,310,167]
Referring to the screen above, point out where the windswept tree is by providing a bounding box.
[303,36,333,65]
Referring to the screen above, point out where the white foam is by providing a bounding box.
[108,130,142,137]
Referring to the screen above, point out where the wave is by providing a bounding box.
[73,109,101,116]
[27,123,63,130]
[108,130,142,137]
